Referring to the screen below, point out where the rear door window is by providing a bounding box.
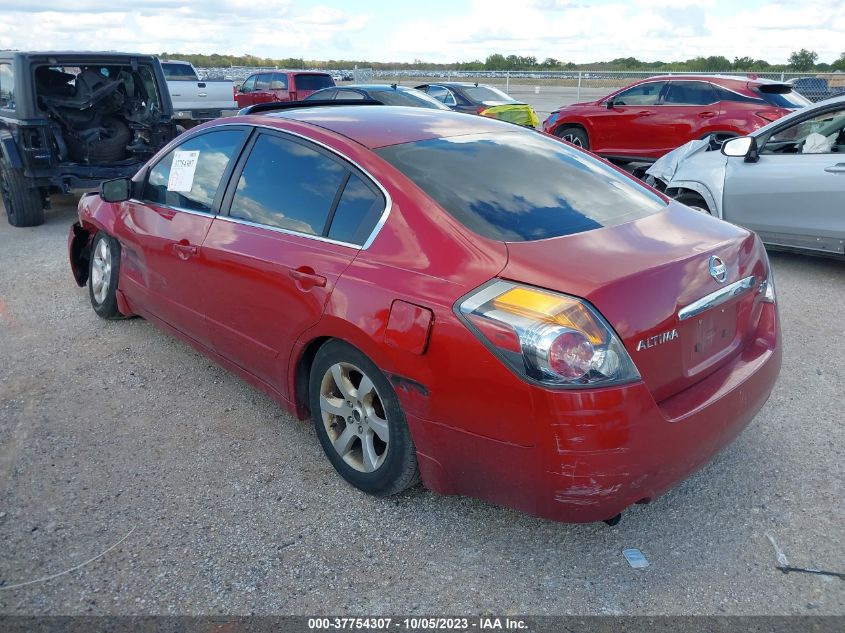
[270,73,288,90]
[376,131,666,242]
[663,81,717,105]
[143,129,247,212]
[327,173,385,244]
[228,133,347,236]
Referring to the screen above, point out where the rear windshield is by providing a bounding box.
[294,74,334,91]
[370,89,444,109]
[161,63,196,81]
[755,86,811,108]
[463,85,515,103]
[376,131,666,242]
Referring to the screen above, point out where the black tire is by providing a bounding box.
[674,191,712,215]
[0,160,45,227]
[67,117,131,164]
[555,125,590,149]
[88,231,124,319]
[310,340,419,496]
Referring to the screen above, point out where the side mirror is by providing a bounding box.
[606,99,615,109]
[100,177,132,203]
[721,136,759,163]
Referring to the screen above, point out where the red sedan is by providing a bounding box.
[69,105,781,524]
[543,74,810,160]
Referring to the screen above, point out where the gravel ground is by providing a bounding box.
[0,196,843,616]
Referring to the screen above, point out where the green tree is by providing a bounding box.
[542,57,561,68]
[787,49,818,70]
[733,56,755,69]
[833,52,845,71]
[484,53,507,70]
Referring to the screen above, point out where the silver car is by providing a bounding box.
[646,95,845,257]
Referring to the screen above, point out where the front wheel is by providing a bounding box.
[674,191,712,215]
[88,231,124,319]
[310,340,419,496]
[555,125,590,149]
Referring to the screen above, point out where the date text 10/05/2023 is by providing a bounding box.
[307,617,529,630]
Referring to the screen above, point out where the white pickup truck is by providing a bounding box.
[160,60,238,127]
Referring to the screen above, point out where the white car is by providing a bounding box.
[645,95,845,257]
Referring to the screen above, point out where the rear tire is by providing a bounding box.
[88,231,124,319]
[674,191,712,215]
[310,340,419,496]
[0,161,45,227]
[555,125,590,149]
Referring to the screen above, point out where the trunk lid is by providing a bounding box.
[501,204,769,402]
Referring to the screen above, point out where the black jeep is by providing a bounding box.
[0,52,177,227]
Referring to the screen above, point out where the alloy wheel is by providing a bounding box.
[561,133,584,147]
[91,238,112,304]
[319,362,389,473]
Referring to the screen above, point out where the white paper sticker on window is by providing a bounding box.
[167,150,200,192]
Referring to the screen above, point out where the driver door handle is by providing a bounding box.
[173,240,198,260]
[698,111,717,118]
[824,163,845,174]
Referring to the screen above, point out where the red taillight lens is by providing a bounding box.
[548,331,594,380]
[457,280,640,388]
[476,106,489,116]
[755,110,783,122]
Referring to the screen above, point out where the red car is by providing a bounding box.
[543,75,810,160]
[236,71,334,108]
[69,105,781,524]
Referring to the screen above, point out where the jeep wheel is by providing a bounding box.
[0,161,45,227]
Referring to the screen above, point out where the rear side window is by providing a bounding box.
[664,81,717,105]
[0,63,14,109]
[293,74,334,91]
[270,73,288,90]
[229,133,346,235]
[713,86,761,104]
[144,129,247,212]
[376,131,666,242]
[327,173,385,244]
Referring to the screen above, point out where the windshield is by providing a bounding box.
[370,89,447,109]
[294,74,334,91]
[376,131,666,242]
[463,85,515,103]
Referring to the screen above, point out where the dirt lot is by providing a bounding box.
[0,196,843,616]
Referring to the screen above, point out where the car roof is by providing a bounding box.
[248,105,516,149]
[635,74,788,87]
[419,82,487,88]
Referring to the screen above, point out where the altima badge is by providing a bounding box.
[636,329,679,352]
[709,255,727,283]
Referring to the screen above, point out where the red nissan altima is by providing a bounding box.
[69,105,781,524]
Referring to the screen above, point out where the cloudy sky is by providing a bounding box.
[0,0,842,64]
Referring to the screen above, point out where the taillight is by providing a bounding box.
[476,106,489,116]
[233,84,237,100]
[755,110,783,122]
[456,280,640,387]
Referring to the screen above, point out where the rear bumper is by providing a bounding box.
[408,303,781,523]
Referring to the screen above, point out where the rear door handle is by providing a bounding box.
[824,163,845,174]
[698,111,717,118]
[637,110,653,116]
[289,267,327,290]
[173,241,198,260]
